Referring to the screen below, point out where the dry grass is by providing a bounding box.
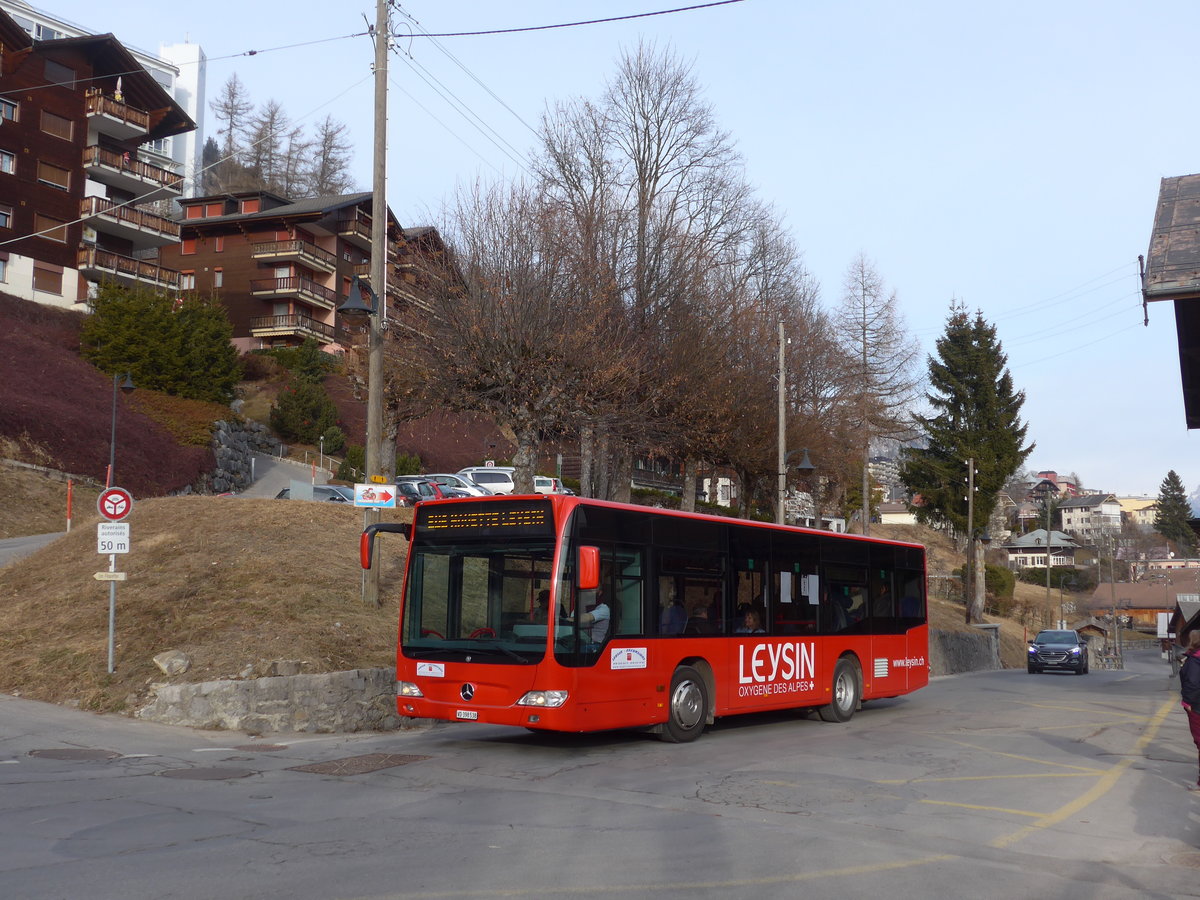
[0,465,102,539]
[0,494,411,712]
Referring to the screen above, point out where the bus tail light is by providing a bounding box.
[516,690,569,708]
[397,681,424,698]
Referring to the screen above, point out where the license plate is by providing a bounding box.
[455,709,479,720]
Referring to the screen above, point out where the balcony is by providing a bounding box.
[249,276,339,311]
[83,146,183,200]
[77,246,179,291]
[84,88,149,141]
[336,214,372,250]
[80,196,181,249]
[251,239,337,273]
[249,313,336,344]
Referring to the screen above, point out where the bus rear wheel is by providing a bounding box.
[818,658,859,723]
[661,665,708,743]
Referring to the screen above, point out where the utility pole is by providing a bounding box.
[1044,498,1052,627]
[776,321,786,525]
[363,0,389,607]
[964,457,974,623]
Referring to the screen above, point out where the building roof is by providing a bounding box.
[1058,493,1116,509]
[1002,529,1078,550]
[1087,580,1194,611]
[1118,496,1157,513]
[1142,173,1200,428]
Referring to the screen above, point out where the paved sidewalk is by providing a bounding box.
[237,453,332,499]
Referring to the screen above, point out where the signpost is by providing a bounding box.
[96,487,133,673]
[354,483,397,508]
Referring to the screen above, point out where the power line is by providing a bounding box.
[394,0,748,39]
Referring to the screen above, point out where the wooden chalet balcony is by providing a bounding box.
[83,146,183,199]
[77,246,179,291]
[84,88,149,140]
[336,214,372,249]
[251,239,336,273]
[249,275,339,311]
[80,196,181,249]
[249,313,336,343]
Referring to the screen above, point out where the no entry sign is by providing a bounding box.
[97,487,134,522]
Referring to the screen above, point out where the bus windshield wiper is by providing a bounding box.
[469,640,532,663]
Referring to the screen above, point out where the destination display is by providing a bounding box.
[416,499,555,540]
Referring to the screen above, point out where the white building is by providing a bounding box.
[1,0,205,196]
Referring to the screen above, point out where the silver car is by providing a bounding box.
[426,473,494,497]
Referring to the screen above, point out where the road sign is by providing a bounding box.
[97,522,130,554]
[354,483,397,508]
[93,571,127,581]
[97,487,133,522]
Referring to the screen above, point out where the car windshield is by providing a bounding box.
[1035,631,1076,642]
[472,472,510,485]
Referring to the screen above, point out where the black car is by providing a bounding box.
[1027,629,1089,675]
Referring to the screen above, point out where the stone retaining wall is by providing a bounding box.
[135,627,1001,733]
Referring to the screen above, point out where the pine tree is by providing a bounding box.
[1154,470,1197,556]
[900,304,1033,545]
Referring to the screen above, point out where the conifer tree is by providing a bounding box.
[1154,470,1196,556]
[900,305,1033,587]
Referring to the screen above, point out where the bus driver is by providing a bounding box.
[578,592,611,643]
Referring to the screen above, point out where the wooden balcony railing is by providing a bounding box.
[249,313,335,342]
[249,276,339,308]
[84,88,149,131]
[336,216,372,241]
[83,145,183,192]
[251,239,337,270]
[77,246,179,288]
[80,196,181,240]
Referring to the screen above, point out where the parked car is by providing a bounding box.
[533,475,565,494]
[458,466,516,495]
[395,476,441,504]
[1027,629,1089,675]
[426,473,494,497]
[275,485,354,503]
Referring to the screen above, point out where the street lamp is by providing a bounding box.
[107,372,134,487]
[784,448,816,527]
[1058,574,1076,630]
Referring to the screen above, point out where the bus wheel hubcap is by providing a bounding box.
[672,680,703,729]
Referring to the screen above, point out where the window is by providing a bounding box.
[180,271,195,290]
[40,110,73,141]
[213,268,223,287]
[184,205,204,220]
[0,206,11,229]
[241,198,260,213]
[32,264,63,295]
[180,238,196,255]
[0,150,13,174]
[33,213,67,242]
[205,202,223,217]
[214,235,224,252]
[37,160,70,190]
[44,60,75,87]
[0,99,16,122]
[0,255,7,283]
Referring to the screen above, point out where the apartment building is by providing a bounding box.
[0,0,205,192]
[0,8,193,306]
[159,190,441,353]
[1058,493,1122,542]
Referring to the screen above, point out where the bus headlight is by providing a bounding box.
[516,690,569,708]
[397,681,424,698]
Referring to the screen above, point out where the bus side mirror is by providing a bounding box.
[578,545,600,591]
[360,522,412,569]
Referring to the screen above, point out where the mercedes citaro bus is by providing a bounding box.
[361,494,928,742]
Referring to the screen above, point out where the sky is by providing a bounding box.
[32,0,1200,498]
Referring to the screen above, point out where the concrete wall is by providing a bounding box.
[134,627,1001,734]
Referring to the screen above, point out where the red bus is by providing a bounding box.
[362,494,928,742]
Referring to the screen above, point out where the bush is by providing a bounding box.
[269,380,338,444]
[985,563,1015,601]
[337,444,365,482]
[396,452,422,476]
[265,337,339,382]
[321,426,345,455]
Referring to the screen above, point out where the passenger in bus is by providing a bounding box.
[578,592,611,643]
[684,602,717,635]
[660,594,687,635]
[530,590,551,624]
[735,609,766,634]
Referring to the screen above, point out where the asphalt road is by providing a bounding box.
[2,648,1199,899]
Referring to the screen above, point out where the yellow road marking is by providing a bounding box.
[990,698,1177,849]
[919,799,1043,818]
[879,772,1099,785]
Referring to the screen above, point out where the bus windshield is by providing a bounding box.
[401,540,558,664]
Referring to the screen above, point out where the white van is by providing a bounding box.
[458,466,516,495]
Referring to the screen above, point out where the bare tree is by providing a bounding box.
[305,115,356,196]
[833,254,922,534]
[209,74,253,161]
[243,100,292,194]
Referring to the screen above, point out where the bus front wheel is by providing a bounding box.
[661,665,708,743]
[817,658,859,723]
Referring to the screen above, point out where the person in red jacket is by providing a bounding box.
[1179,630,1200,790]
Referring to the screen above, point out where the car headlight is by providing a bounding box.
[397,681,424,698]
[516,690,569,708]
[1070,647,1081,655]
[1028,645,1038,654]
